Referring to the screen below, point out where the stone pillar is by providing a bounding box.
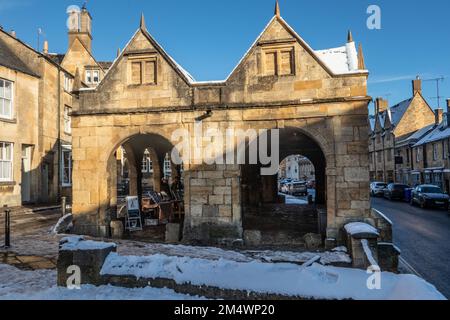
[183,165,243,245]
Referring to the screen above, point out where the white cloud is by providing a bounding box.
[368,75,417,85]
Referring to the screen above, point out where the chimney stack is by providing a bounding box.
[435,109,443,126]
[412,76,422,96]
[43,40,49,54]
[376,97,388,114]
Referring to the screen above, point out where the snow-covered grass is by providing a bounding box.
[0,264,205,300]
[101,253,445,300]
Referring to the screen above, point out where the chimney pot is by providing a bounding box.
[435,109,443,126]
[376,97,388,114]
[10,30,16,38]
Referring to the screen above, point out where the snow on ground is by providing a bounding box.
[0,264,204,300]
[244,250,351,265]
[116,241,351,265]
[116,240,252,262]
[0,228,61,258]
[285,197,308,205]
[101,253,446,300]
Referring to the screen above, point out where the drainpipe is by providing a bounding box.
[57,67,62,202]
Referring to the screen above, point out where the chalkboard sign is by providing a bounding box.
[125,196,142,231]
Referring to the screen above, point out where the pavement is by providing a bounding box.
[371,197,450,299]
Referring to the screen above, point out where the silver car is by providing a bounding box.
[290,182,308,196]
[370,182,387,197]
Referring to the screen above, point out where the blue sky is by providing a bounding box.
[1,0,449,113]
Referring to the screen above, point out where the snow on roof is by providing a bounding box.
[397,124,436,145]
[315,45,353,74]
[344,222,380,237]
[369,116,376,132]
[414,120,450,147]
[389,98,413,127]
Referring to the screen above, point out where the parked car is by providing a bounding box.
[281,183,291,194]
[384,183,410,201]
[289,181,308,196]
[410,185,450,210]
[370,182,387,197]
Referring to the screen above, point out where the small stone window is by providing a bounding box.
[262,46,295,76]
[129,58,157,85]
[131,62,142,85]
[279,49,294,75]
[264,52,277,76]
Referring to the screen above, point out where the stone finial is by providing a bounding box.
[347,30,354,43]
[140,13,146,30]
[274,0,281,17]
[73,67,82,92]
[358,43,366,70]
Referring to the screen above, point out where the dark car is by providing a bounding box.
[410,185,450,210]
[384,183,410,201]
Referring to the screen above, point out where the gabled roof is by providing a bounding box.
[98,61,113,71]
[396,124,436,147]
[389,98,413,127]
[62,36,106,73]
[98,13,368,89]
[226,16,367,82]
[371,98,413,133]
[46,53,66,65]
[414,120,450,147]
[0,37,39,78]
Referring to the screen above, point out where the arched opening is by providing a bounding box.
[241,127,327,248]
[107,133,185,242]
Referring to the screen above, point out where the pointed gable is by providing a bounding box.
[85,28,193,111]
[394,93,436,139]
[62,37,104,78]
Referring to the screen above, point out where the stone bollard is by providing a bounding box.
[110,220,124,239]
[344,222,380,270]
[165,223,181,243]
[57,236,117,287]
[378,243,401,273]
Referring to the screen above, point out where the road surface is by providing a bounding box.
[372,197,450,298]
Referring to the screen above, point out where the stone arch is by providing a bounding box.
[240,125,330,245]
[103,131,181,222]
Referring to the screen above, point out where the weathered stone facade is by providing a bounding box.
[0,31,74,206]
[0,5,108,207]
[369,79,436,183]
[71,9,371,244]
